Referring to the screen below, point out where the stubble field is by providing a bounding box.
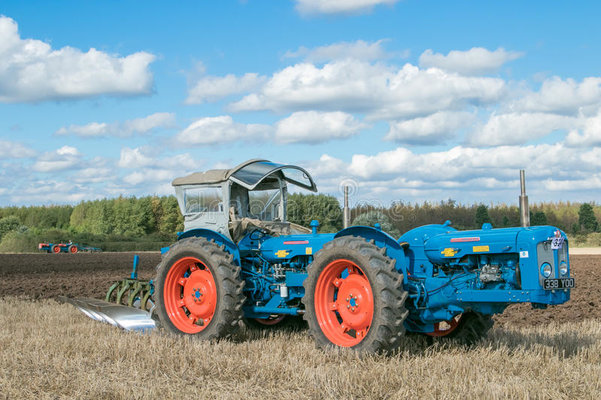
[0,253,600,399]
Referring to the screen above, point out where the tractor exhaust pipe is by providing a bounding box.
[519,170,530,227]
[343,185,350,229]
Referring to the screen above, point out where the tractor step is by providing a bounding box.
[58,296,157,332]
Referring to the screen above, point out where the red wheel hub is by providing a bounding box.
[69,246,78,253]
[163,257,217,334]
[52,246,61,253]
[314,259,374,347]
[425,314,462,337]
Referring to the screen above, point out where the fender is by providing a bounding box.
[174,228,241,265]
[334,226,409,281]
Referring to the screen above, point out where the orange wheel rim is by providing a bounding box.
[425,314,462,337]
[70,246,78,253]
[53,246,60,253]
[314,259,373,347]
[164,257,217,334]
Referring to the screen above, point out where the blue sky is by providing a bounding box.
[1,0,601,207]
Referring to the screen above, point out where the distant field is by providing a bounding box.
[569,247,601,255]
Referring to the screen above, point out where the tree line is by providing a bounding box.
[0,193,600,252]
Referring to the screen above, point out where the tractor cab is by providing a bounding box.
[172,159,317,242]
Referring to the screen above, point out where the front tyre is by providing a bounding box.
[155,237,245,339]
[303,236,408,353]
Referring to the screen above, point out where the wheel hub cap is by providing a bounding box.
[314,259,374,347]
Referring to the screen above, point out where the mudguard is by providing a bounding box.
[334,226,409,281]
[176,228,241,265]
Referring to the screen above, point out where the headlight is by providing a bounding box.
[559,262,568,276]
[541,263,552,278]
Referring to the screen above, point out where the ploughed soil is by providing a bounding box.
[0,252,161,301]
[0,252,599,328]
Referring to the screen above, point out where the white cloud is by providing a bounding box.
[419,47,523,75]
[229,60,505,119]
[467,112,575,147]
[284,40,400,63]
[56,122,108,137]
[32,146,82,172]
[122,113,176,135]
[275,111,365,144]
[56,112,176,138]
[118,147,202,186]
[310,143,601,199]
[118,147,198,169]
[118,147,155,168]
[0,16,155,103]
[186,72,265,104]
[123,169,177,186]
[71,166,114,184]
[515,76,601,115]
[385,111,475,144]
[0,140,35,158]
[174,116,271,146]
[565,110,601,146]
[295,0,400,15]
[9,181,92,204]
[308,154,349,179]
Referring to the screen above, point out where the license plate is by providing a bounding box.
[543,278,574,290]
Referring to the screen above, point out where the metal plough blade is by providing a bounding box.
[58,296,157,332]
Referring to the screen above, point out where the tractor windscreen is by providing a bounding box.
[248,188,282,221]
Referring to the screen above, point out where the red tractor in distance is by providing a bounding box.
[38,242,101,254]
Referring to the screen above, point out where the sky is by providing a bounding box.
[1,0,601,208]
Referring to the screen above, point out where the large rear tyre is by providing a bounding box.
[303,236,408,353]
[68,245,78,254]
[51,245,61,254]
[155,237,245,340]
[426,312,493,345]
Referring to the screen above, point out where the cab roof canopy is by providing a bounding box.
[172,159,318,192]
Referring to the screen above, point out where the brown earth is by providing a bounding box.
[0,252,161,300]
[0,252,599,328]
[494,255,601,327]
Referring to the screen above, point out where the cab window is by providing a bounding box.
[184,187,223,214]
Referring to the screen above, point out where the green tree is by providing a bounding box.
[287,193,342,233]
[0,216,21,241]
[475,204,491,226]
[578,203,598,232]
[530,210,548,225]
[159,196,184,234]
[352,210,401,238]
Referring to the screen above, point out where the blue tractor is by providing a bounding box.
[153,159,573,352]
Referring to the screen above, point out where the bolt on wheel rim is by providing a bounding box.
[314,259,374,347]
[164,256,217,334]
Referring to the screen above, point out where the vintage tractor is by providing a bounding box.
[39,242,102,254]
[66,159,574,352]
